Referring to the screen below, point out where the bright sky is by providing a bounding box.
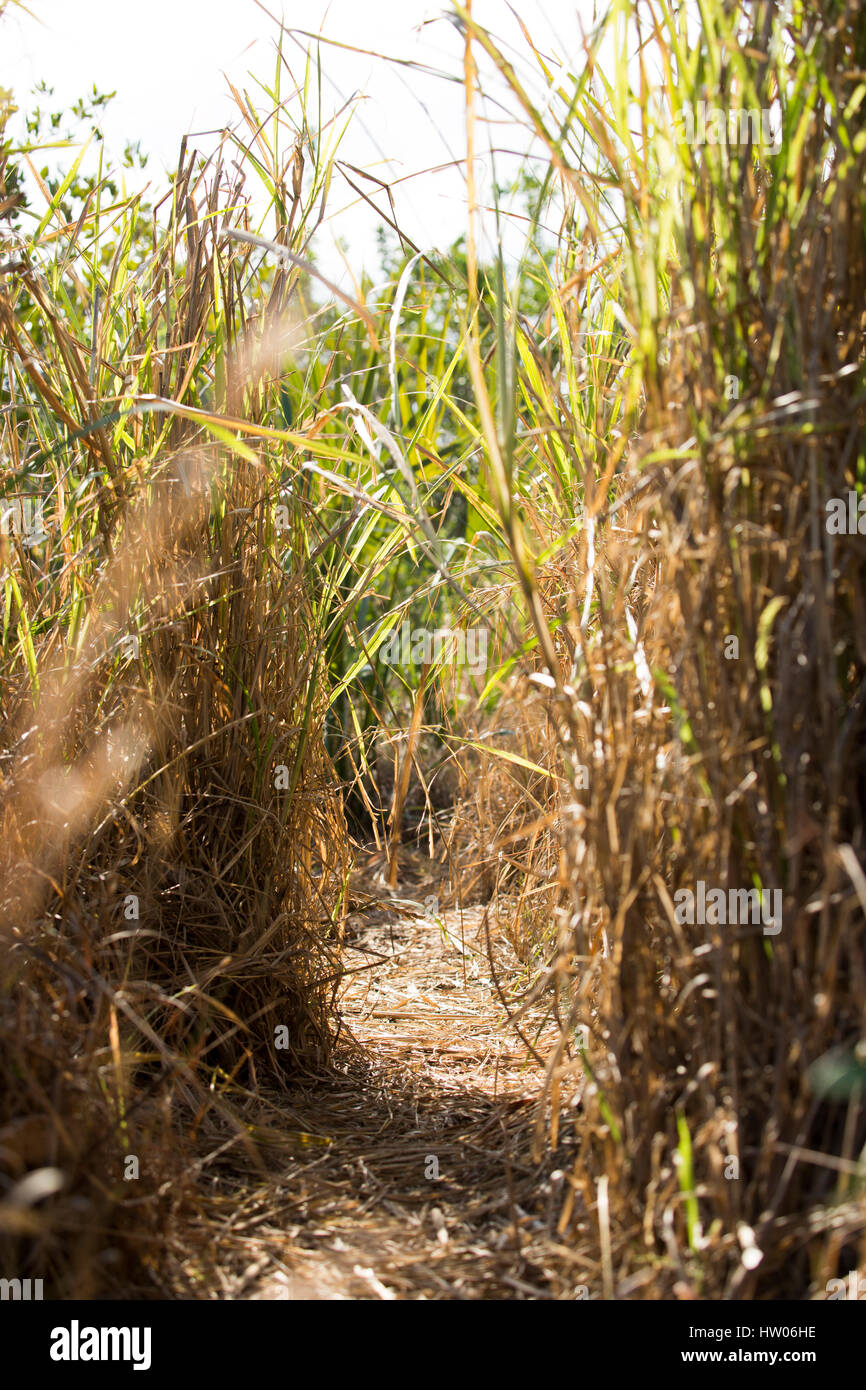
[3,0,598,277]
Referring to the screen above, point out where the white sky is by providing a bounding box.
[3,0,599,277]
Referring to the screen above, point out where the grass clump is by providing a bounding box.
[0,49,350,1295]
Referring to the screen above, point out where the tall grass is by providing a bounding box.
[449,0,866,1296]
[0,46,361,1295]
[0,0,864,1299]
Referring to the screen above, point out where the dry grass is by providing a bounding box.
[450,0,866,1297]
[0,84,350,1296]
[181,897,584,1301]
[1,0,865,1302]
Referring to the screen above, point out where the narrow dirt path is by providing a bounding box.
[201,903,589,1300]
